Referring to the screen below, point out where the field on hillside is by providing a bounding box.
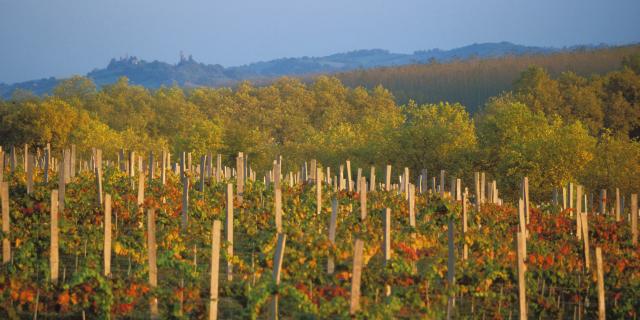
[0,148,639,319]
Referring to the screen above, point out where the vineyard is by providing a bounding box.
[0,146,639,319]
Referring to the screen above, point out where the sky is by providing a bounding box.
[0,0,639,83]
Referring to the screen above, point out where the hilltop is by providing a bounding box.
[0,42,564,98]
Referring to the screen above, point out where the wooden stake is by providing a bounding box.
[370,166,376,192]
[581,213,590,270]
[161,151,167,185]
[95,166,103,205]
[271,233,287,320]
[26,154,33,194]
[615,188,621,222]
[440,170,445,197]
[360,177,367,220]
[1,182,9,264]
[385,165,391,192]
[70,144,77,178]
[349,239,364,315]
[328,198,338,274]
[129,151,136,177]
[383,208,391,265]
[446,219,455,320]
[631,194,638,246]
[518,198,527,256]
[182,176,189,230]
[462,192,468,261]
[409,184,415,227]
[216,154,222,183]
[480,172,485,203]
[148,152,155,184]
[104,194,112,276]
[403,167,409,197]
[316,167,322,216]
[58,150,66,213]
[474,172,481,212]
[148,209,158,318]
[274,187,282,233]
[346,160,352,192]
[516,231,527,320]
[200,155,206,192]
[137,172,145,206]
[0,151,4,183]
[209,220,221,320]
[522,177,529,224]
[595,247,605,320]
[50,190,59,283]
[225,184,234,282]
[236,152,244,202]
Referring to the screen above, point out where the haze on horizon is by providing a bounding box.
[0,0,639,84]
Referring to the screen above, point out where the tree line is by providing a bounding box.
[1,55,639,200]
[336,44,640,114]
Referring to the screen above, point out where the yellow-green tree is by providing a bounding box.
[400,101,476,179]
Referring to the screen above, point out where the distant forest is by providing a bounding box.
[1,51,639,199]
[336,44,640,113]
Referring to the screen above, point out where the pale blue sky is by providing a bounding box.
[0,0,639,83]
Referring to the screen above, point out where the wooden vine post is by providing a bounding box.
[408,184,415,227]
[148,151,155,184]
[26,154,33,194]
[403,167,409,197]
[137,172,145,206]
[360,177,367,220]
[383,208,391,296]
[522,177,529,223]
[370,166,376,192]
[58,150,66,213]
[103,194,112,277]
[474,172,481,212]
[209,220,221,320]
[95,165,103,206]
[1,182,9,264]
[576,185,583,239]
[631,194,638,246]
[50,190,59,283]
[346,160,353,192]
[349,239,364,315]
[518,198,527,256]
[200,155,206,192]
[316,167,322,215]
[182,174,189,230]
[274,183,282,233]
[595,247,605,320]
[385,165,391,192]
[439,170,445,197]
[129,151,136,177]
[327,198,338,274]
[236,152,244,202]
[161,150,167,185]
[516,231,527,320]
[225,183,234,282]
[271,233,287,320]
[581,212,590,270]
[462,192,468,261]
[615,188,621,222]
[0,150,4,183]
[446,218,456,320]
[216,154,222,183]
[383,208,391,264]
[147,208,159,318]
